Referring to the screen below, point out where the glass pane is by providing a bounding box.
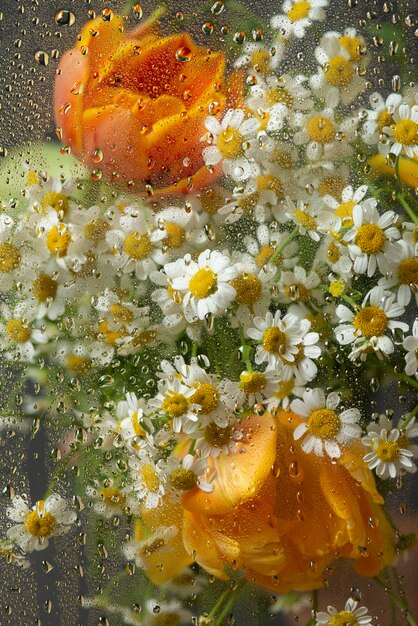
[0,0,417,625]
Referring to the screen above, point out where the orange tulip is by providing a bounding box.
[369,153,418,190]
[54,13,240,195]
[135,410,395,591]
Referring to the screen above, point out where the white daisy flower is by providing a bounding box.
[246,310,305,369]
[335,286,409,360]
[0,214,38,292]
[153,205,206,258]
[311,32,367,107]
[378,239,418,306]
[403,319,418,376]
[27,174,74,219]
[235,368,281,407]
[228,252,275,328]
[271,0,328,40]
[106,209,167,280]
[235,42,283,77]
[6,494,76,552]
[343,201,401,277]
[0,301,48,362]
[362,415,416,479]
[291,388,361,458]
[86,482,129,519]
[285,197,336,241]
[361,92,402,145]
[276,266,322,305]
[149,378,200,434]
[315,598,372,626]
[123,525,178,567]
[144,600,193,626]
[266,372,306,411]
[181,363,232,428]
[293,108,356,163]
[128,455,165,509]
[379,103,418,159]
[163,453,214,495]
[244,223,298,271]
[322,183,369,230]
[202,108,260,181]
[165,249,237,322]
[193,417,244,459]
[117,392,154,450]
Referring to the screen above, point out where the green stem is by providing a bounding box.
[401,403,418,428]
[269,227,299,266]
[397,371,418,391]
[209,588,230,619]
[215,580,246,625]
[374,577,418,626]
[398,193,418,226]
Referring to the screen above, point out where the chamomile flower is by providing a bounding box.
[86,482,129,519]
[246,310,306,368]
[343,202,401,277]
[150,378,200,434]
[202,109,260,181]
[163,453,213,495]
[285,197,336,241]
[271,0,328,40]
[335,286,409,360]
[315,598,372,626]
[379,103,418,159]
[28,174,74,219]
[123,525,179,568]
[322,183,369,230]
[361,92,402,145]
[228,253,275,328]
[291,388,361,457]
[0,301,48,362]
[403,319,418,376]
[194,418,244,458]
[0,215,38,292]
[276,266,322,305]
[311,32,367,106]
[6,494,76,552]
[378,240,418,306]
[235,368,281,407]
[362,415,416,479]
[116,392,154,449]
[129,456,165,509]
[294,108,356,163]
[144,600,193,626]
[244,223,298,271]
[165,249,237,322]
[235,43,283,77]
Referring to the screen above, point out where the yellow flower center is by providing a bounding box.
[287,0,311,22]
[398,257,418,285]
[251,50,271,75]
[141,465,160,492]
[335,200,355,227]
[319,175,346,200]
[131,411,146,438]
[46,225,71,257]
[329,279,346,297]
[0,242,20,272]
[204,422,233,446]
[308,408,341,440]
[33,273,58,302]
[377,110,395,134]
[267,87,294,108]
[110,303,134,324]
[393,119,418,146]
[327,241,341,264]
[217,128,244,159]
[325,57,354,87]
[190,383,219,414]
[307,115,336,144]
[163,222,186,249]
[189,267,217,299]
[237,192,260,213]
[284,282,310,301]
[162,392,189,417]
[257,174,284,198]
[331,611,358,626]
[24,509,56,538]
[274,379,295,399]
[6,319,31,343]
[66,354,90,374]
[375,439,399,463]
[84,218,110,243]
[168,468,198,491]
[99,487,126,508]
[231,273,262,305]
[339,35,363,61]
[294,209,317,230]
[124,232,152,260]
[256,244,279,268]
[27,169,39,186]
[353,305,388,338]
[263,327,287,354]
[97,320,123,346]
[42,191,69,216]
[239,370,266,393]
[355,223,385,254]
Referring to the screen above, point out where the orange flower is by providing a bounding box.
[54,13,241,196]
[136,410,395,591]
[369,153,418,190]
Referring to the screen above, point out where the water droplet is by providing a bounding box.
[211,1,225,14]
[35,51,49,66]
[55,10,75,26]
[176,46,192,62]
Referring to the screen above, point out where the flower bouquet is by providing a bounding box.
[0,0,417,624]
